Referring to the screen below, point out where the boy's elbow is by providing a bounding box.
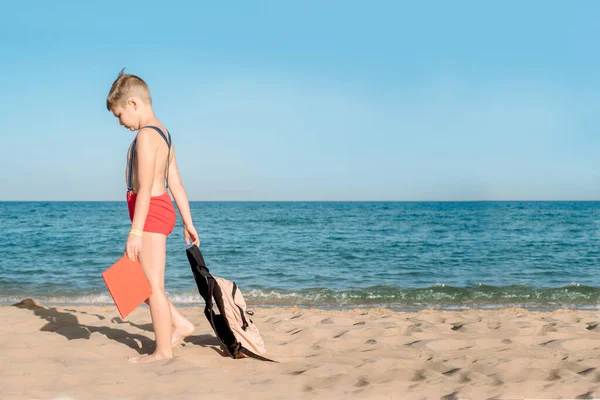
[169,181,184,190]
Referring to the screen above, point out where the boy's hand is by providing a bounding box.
[184,224,200,247]
[125,234,143,262]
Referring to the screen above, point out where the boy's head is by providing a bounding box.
[106,69,153,131]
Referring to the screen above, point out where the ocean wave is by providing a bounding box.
[1,284,598,310]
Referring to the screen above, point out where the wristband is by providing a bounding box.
[130,229,143,236]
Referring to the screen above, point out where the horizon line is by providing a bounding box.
[1,199,600,203]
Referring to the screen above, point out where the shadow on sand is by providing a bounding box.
[13,298,227,357]
[14,298,154,354]
[109,313,228,357]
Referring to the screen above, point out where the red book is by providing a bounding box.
[102,255,152,319]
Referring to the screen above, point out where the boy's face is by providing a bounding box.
[110,100,139,131]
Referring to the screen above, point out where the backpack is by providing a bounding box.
[186,245,277,362]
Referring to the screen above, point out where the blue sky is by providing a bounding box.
[1,1,599,201]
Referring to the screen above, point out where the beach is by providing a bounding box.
[2,299,599,400]
[1,201,599,399]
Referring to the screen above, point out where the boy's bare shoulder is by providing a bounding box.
[136,126,166,145]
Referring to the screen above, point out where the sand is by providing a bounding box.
[1,299,599,399]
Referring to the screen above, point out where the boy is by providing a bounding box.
[107,69,198,363]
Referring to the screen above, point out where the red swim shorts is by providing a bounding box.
[127,191,176,236]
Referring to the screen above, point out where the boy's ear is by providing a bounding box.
[127,97,139,111]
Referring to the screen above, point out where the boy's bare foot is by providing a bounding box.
[127,352,173,364]
[171,323,195,348]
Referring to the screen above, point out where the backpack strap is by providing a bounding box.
[187,245,237,355]
[206,278,235,358]
[127,140,136,192]
[186,245,211,276]
[231,283,249,331]
[186,245,212,303]
[127,126,172,191]
[239,347,279,363]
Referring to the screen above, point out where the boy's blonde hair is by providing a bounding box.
[106,68,152,110]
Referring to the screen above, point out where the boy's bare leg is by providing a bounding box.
[128,232,173,364]
[169,302,195,347]
[144,298,195,346]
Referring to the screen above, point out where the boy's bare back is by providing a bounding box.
[126,123,176,197]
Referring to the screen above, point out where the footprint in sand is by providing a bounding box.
[450,323,464,332]
[442,367,461,377]
[586,323,599,332]
[487,321,501,330]
[539,338,576,349]
[403,322,425,335]
[576,391,596,399]
[578,367,596,376]
[333,330,349,339]
[354,376,369,387]
[440,392,460,400]
[540,322,558,334]
[288,369,308,375]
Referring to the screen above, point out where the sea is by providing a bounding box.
[0,201,599,311]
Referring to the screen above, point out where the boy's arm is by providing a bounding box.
[131,129,157,231]
[167,147,195,227]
